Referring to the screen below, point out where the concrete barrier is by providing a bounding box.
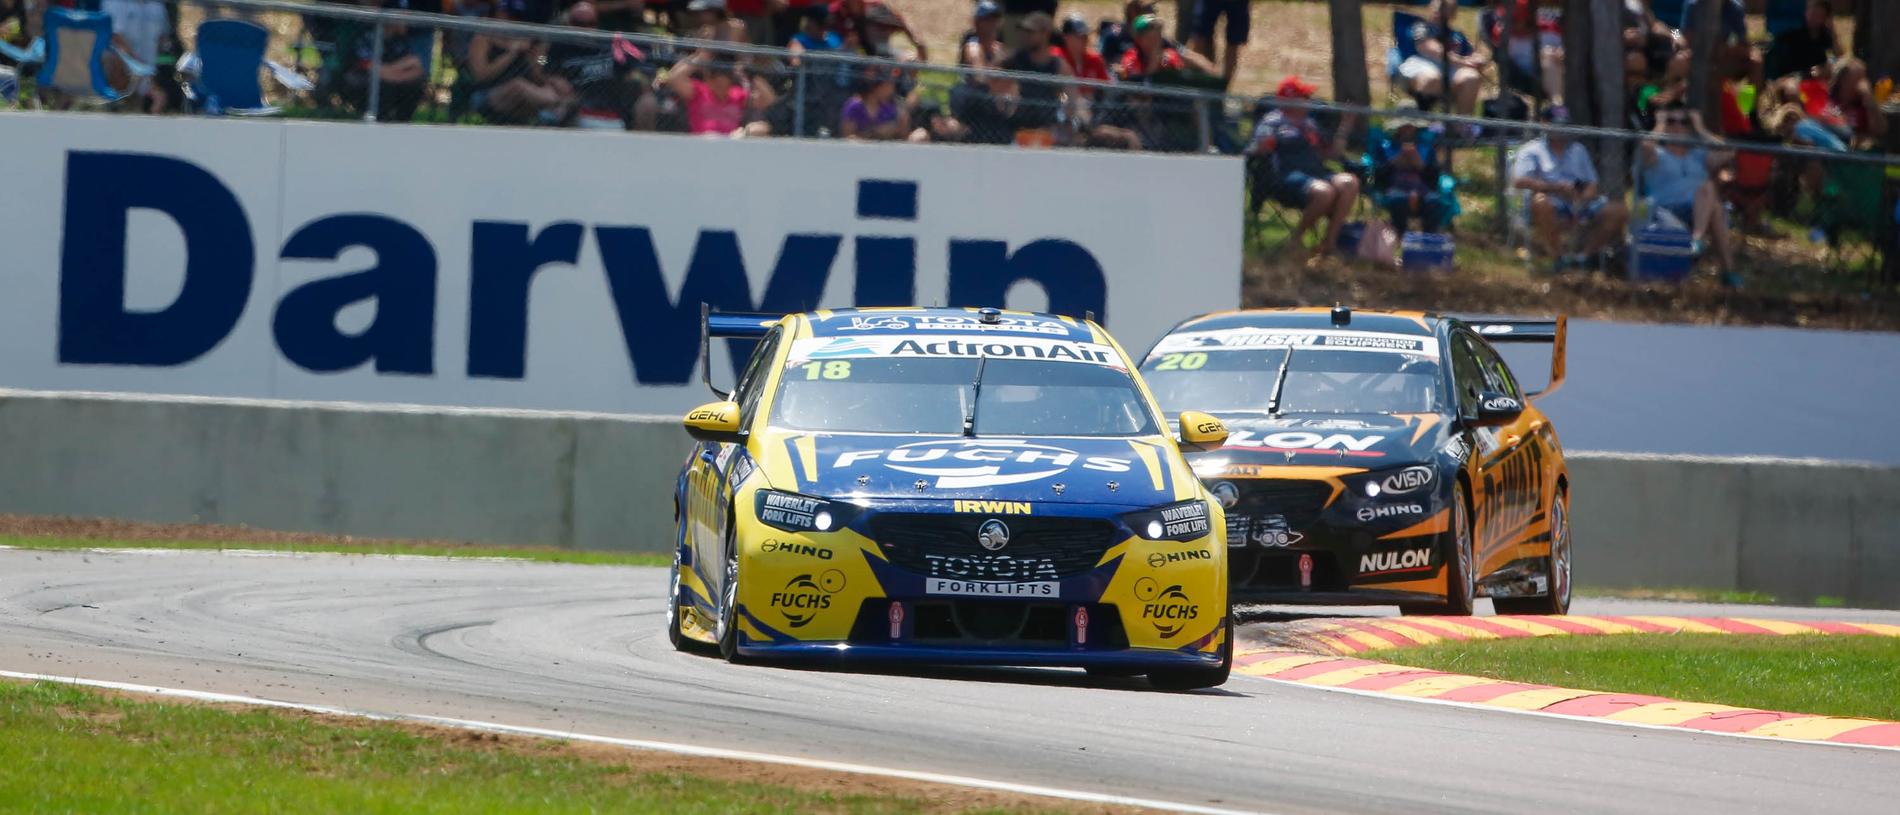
[0,390,688,552]
[1568,453,1900,608]
[3,391,1896,607]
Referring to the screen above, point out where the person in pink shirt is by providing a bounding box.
[666,51,752,135]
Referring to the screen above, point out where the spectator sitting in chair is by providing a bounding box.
[1639,105,1735,276]
[1116,13,1214,83]
[467,0,571,124]
[1830,57,1886,150]
[665,51,761,135]
[839,65,908,140]
[1398,0,1489,120]
[1510,105,1630,269]
[1247,76,1360,259]
[1371,112,1450,236]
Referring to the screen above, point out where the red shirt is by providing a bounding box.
[728,0,767,14]
[1116,45,1183,81]
[1056,45,1109,82]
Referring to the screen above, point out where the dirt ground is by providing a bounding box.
[0,514,476,549]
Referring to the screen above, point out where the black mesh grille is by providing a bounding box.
[1226,479,1335,536]
[869,515,1118,579]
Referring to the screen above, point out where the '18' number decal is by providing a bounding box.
[803,360,853,380]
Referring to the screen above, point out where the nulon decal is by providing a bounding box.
[1225,431,1386,455]
[1359,548,1432,576]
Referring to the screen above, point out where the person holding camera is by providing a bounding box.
[1511,105,1629,269]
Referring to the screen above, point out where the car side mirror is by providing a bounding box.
[1178,411,1228,452]
[683,401,744,443]
[1472,392,1523,427]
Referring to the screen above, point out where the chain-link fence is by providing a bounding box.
[3,0,1896,291]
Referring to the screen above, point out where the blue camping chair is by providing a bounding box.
[33,7,152,105]
[181,18,311,115]
[1385,10,1473,110]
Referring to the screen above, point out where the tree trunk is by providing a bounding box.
[1686,0,1723,122]
[1328,0,1371,109]
[1591,0,1628,196]
[1174,0,1194,47]
[1870,0,1898,283]
[1562,0,1595,126]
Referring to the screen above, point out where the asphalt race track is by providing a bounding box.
[3,550,1897,814]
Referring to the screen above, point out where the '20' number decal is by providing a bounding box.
[1153,352,1208,371]
[802,360,854,380]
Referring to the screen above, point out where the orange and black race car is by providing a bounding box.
[1137,307,1571,615]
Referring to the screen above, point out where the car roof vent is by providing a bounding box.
[1331,304,1351,325]
[978,307,1003,324]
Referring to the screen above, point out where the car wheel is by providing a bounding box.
[715,525,745,662]
[1494,489,1571,615]
[1401,481,1475,616]
[1147,613,1233,691]
[1084,666,1145,678]
[666,546,690,651]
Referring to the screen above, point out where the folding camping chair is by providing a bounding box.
[32,7,152,107]
[180,18,311,115]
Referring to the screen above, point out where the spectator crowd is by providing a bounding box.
[3,0,1893,277]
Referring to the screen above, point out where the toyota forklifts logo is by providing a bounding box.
[977,519,1011,551]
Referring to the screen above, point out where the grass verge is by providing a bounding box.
[1575,586,1782,605]
[0,535,668,567]
[1388,633,1900,721]
[0,681,1083,815]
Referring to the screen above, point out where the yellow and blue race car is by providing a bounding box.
[667,306,1235,689]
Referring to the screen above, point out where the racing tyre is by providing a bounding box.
[1147,613,1233,691]
[1401,481,1476,617]
[715,525,747,663]
[1084,666,1145,678]
[1494,489,1572,615]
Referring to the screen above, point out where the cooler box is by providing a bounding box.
[1629,226,1696,282]
[1336,222,1367,255]
[1400,232,1454,273]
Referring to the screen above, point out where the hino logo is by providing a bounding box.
[1357,503,1425,522]
[923,553,1058,580]
[1146,549,1212,568]
[834,439,1133,489]
[1380,466,1434,494]
[1360,548,1432,575]
[977,519,1010,551]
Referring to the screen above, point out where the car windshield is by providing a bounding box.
[1142,347,1443,415]
[771,356,1158,436]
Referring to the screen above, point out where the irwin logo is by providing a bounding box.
[953,500,1032,515]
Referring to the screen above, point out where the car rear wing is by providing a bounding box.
[1464,316,1567,399]
[701,304,784,399]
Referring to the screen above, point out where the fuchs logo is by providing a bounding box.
[769,570,846,628]
[1210,481,1240,509]
[833,438,1133,489]
[836,314,1069,335]
[1360,548,1432,575]
[1380,466,1434,495]
[1357,503,1425,522]
[923,553,1059,580]
[976,519,1010,551]
[1146,549,1212,568]
[759,539,833,560]
[1134,577,1197,638]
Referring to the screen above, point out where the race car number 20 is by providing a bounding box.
[926,579,1058,597]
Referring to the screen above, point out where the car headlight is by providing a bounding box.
[1125,499,1211,542]
[755,490,861,533]
[1353,465,1437,499]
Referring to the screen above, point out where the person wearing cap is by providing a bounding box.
[828,0,926,60]
[1187,0,1248,87]
[686,0,748,44]
[999,0,1057,54]
[1370,111,1450,235]
[1116,13,1212,83]
[1055,12,1110,95]
[1101,0,1159,67]
[1247,76,1360,258]
[951,1,1013,144]
[1512,105,1630,268]
[998,11,1069,140]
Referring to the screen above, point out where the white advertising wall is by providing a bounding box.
[0,113,1241,414]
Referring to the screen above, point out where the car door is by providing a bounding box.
[1468,333,1543,576]
[690,327,783,585]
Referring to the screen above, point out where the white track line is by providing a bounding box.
[0,669,1268,815]
[1231,672,1900,755]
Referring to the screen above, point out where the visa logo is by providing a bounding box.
[57,154,1111,385]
